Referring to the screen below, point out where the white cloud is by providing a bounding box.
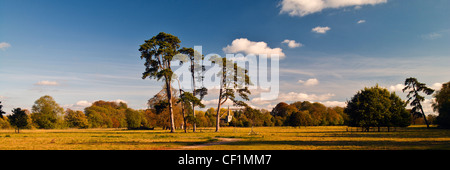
[421,98,437,115]
[312,26,331,34]
[34,80,59,86]
[76,100,92,107]
[320,101,346,107]
[202,98,234,107]
[389,84,405,92]
[298,78,319,86]
[422,33,442,40]
[114,99,128,104]
[63,100,92,111]
[0,42,11,50]
[357,20,366,24]
[432,83,443,90]
[279,92,335,102]
[223,38,285,58]
[279,0,388,17]
[282,39,303,48]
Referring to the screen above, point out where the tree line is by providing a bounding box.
[0,80,449,132]
[0,95,347,132]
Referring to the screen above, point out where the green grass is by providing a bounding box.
[0,125,449,150]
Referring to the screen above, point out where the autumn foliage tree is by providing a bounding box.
[287,110,312,127]
[271,102,297,126]
[65,109,89,129]
[270,101,345,127]
[147,88,184,130]
[84,100,128,128]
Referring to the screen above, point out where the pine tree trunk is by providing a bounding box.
[193,103,196,132]
[216,89,223,132]
[192,65,197,133]
[419,104,430,128]
[181,96,187,133]
[165,79,176,133]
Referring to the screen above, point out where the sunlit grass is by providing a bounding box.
[0,125,449,150]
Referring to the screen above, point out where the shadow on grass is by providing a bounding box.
[224,140,450,149]
[318,132,450,139]
[70,141,207,147]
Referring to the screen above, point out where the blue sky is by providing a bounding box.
[1,0,449,114]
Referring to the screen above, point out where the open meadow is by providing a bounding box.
[0,125,449,150]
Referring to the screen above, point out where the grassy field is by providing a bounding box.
[0,125,449,150]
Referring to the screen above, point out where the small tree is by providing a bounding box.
[403,77,435,128]
[8,108,29,133]
[433,81,450,128]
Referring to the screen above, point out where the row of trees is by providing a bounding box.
[0,96,135,132]
[270,101,346,127]
[0,81,448,132]
[0,95,346,132]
